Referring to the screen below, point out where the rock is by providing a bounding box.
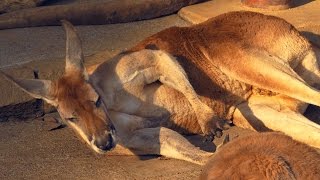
[0,0,47,14]
[0,0,205,29]
[241,0,292,10]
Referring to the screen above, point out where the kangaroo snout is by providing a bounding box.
[92,132,116,152]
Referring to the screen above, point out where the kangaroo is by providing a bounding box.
[200,132,320,180]
[2,11,320,165]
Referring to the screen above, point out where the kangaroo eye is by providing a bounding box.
[66,112,78,122]
[95,96,102,108]
[66,117,77,122]
[72,111,77,117]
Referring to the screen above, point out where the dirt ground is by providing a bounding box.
[0,113,255,179]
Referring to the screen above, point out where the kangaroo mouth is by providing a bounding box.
[67,121,117,153]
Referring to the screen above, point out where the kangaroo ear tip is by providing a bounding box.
[61,20,75,30]
[60,19,68,25]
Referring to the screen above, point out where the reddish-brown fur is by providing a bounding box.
[53,71,109,138]
[200,132,320,180]
[129,11,309,133]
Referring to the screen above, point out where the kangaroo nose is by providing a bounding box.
[93,133,115,151]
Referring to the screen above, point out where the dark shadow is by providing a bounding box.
[186,134,217,152]
[0,99,43,122]
[136,155,160,161]
[0,70,44,122]
[301,31,320,48]
[234,103,272,132]
[291,0,313,8]
[41,0,78,6]
[304,105,320,124]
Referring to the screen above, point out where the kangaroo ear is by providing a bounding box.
[61,20,88,79]
[1,71,55,101]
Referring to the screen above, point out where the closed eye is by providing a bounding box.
[66,117,78,123]
[66,112,78,122]
[95,96,102,108]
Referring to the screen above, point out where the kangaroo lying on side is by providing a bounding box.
[200,132,320,180]
[2,11,320,165]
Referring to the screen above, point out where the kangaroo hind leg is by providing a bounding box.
[233,96,320,149]
[223,49,320,107]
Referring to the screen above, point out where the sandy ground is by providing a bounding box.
[0,14,190,68]
[0,118,200,179]
[1,0,320,179]
[0,113,254,179]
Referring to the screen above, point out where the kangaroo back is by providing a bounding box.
[200,132,320,179]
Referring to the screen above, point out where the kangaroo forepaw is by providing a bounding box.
[199,115,230,142]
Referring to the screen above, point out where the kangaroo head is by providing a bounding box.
[2,20,116,153]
